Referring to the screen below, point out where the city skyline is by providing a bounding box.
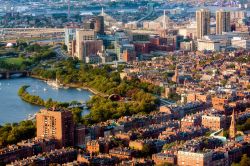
[0,0,249,165]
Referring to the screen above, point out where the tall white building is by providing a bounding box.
[75,29,97,61]
[231,37,250,50]
[65,27,78,53]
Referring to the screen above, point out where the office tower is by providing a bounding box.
[75,29,96,60]
[36,108,74,148]
[65,26,78,54]
[94,16,105,35]
[230,10,246,20]
[82,40,103,63]
[83,19,95,30]
[196,9,211,39]
[216,10,231,35]
[83,16,105,35]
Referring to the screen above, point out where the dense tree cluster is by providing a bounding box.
[32,59,161,125]
[237,118,250,132]
[18,85,71,108]
[0,121,36,147]
[18,85,45,106]
[0,43,56,71]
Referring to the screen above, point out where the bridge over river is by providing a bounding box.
[0,70,30,79]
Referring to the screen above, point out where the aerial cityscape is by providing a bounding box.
[0,0,250,165]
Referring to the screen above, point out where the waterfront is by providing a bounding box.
[0,77,93,125]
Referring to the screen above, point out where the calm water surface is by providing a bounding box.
[0,77,93,124]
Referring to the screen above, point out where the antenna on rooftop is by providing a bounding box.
[163,10,167,30]
[101,7,104,16]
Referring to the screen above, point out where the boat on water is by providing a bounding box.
[77,88,82,91]
[64,86,69,89]
[43,88,47,91]
[47,78,63,89]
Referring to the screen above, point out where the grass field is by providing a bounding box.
[0,57,31,66]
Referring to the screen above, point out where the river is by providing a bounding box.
[0,77,93,125]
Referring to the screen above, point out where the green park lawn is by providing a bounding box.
[0,57,32,68]
[1,57,25,65]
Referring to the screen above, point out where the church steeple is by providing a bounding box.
[229,109,237,139]
[172,65,179,84]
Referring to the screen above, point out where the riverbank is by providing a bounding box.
[18,85,45,106]
[30,75,108,98]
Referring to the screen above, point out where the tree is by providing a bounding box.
[223,130,229,138]
[62,44,67,51]
[240,154,250,166]
[71,108,82,124]
[221,79,227,86]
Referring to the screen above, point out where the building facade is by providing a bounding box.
[216,10,231,35]
[75,29,97,61]
[196,9,211,39]
[36,108,75,148]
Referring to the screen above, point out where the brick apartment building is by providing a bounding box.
[36,108,75,148]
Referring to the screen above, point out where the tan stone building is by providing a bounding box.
[196,9,211,39]
[216,10,231,35]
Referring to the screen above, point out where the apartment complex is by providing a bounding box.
[216,10,231,35]
[196,9,211,39]
[36,108,75,148]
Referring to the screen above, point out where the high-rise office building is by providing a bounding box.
[94,16,105,35]
[196,9,211,39]
[75,29,97,61]
[36,108,75,148]
[83,18,95,30]
[82,40,103,63]
[83,16,105,35]
[64,24,79,54]
[216,10,231,35]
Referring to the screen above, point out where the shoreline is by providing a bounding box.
[30,75,108,98]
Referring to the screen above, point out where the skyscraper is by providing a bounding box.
[196,9,211,39]
[216,10,231,35]
[94,16,105,35]
[64,24,79,54]
[36,108,75,148]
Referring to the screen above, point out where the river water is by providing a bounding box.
[0,77,93,125]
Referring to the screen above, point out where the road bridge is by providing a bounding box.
[0,71,30,79]
[0,28,65,33]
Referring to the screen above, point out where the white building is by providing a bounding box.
[65,27,78,53]
[231,37,250,50]
[197,35,230,51]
